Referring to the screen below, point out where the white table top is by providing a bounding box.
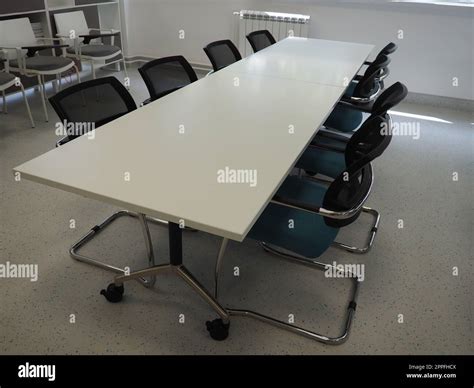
[14,38,373,242]
[233,37,374,87]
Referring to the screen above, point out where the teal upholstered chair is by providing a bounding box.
[318,82,407,147]
[214,158,375,345]
[298,114,390,178]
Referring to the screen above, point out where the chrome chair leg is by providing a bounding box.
[70,210,197,287]
[70,210,160,287]
[332,206,381,254]
[215,238,360,345]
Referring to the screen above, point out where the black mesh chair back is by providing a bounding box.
[379,42,398,57]
[353,54,390,99]
[345,115,392,168]
[138,56,198,102]
[246,30,277,53]
[371,81,408,117]
[323,157,373,228]
[203,40,242,72]
[49,76,137,144]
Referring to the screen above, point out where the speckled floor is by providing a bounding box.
[0,66,472,355]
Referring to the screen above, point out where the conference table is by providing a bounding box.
[13,37,374,342]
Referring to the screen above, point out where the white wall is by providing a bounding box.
[123,0,474,100]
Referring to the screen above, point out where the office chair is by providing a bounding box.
[0,59,35,128]
[343,54,390,105]
[0,17,80,122]
[138,55,198,105]
[49,77,192,286]
[319,81,407,136]
[297,114,391,180]
[213,156,376,343]
[49,76,136,146]
[363,42,397,86]
[246,30,277,53]
[203,40,242,72]
[54,11,126,80]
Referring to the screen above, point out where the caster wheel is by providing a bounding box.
[206,319,230,341]
[100,283,124,303]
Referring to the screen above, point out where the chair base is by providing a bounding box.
[215,238,360,345]
[332,206,380,254]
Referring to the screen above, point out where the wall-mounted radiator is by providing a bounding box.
[234,10,311,57]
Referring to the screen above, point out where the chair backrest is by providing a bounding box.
[54,11,89,45]
[54,11,89,36]
[379,42,398,57]
[371,81,408,117]
[138,56,198,102]
[0,18,37,60]
[353,54,390,99]
[323,156,373,228]
[246,30,277,53]
[203,40,242,72]
[49,76,137,143]
[345,115,392,168]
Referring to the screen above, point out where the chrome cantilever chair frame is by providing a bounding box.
[300,159,381,254]
[212,177,376,344]
[70,210,198,287]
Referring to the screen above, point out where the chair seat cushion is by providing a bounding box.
[0,72,16,86]
[248,176,339,258]
[10,56,74,72]
[344,81,357,98]
[324,104,364,133]
[68,44,121,58]
[296,146,346,179]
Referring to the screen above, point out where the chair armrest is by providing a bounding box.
[271,194,359,221]
[79,31,120,44]
[22,44,69,57]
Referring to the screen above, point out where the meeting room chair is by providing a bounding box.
[213,156,376,343]
[203,39,242,72]
[320,81,408,136]
[343,54,390,105]
[1,59,35,128]
[246,30,277,53]
[298,114,391,182]
[54,11,126,80]
[49,77,162,285]
[138,55,198,105]
[0,17,80,122]
[363,42,397,86]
